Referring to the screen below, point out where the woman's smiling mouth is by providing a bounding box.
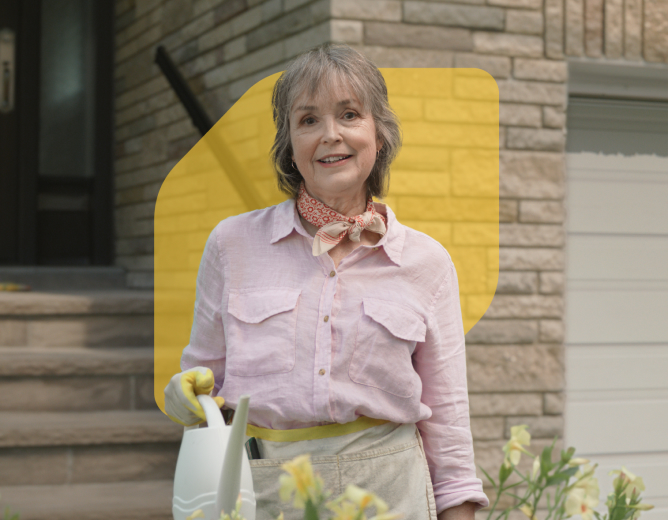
[318,154,352,165]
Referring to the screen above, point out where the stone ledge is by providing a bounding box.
[0,291,154,316]
[0,347,153,376]
[0,411,183,448]
[0,480,172,520]
[0,444,179,486]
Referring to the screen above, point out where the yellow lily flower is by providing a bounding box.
[186,510,205,520]
[341,484,390,513]
[532,456,541,479]
[519,504,537,520]
[566,465,600,520]
[611,466,645,495]
[568,458,590,467]
[279,454,324,509]
[326,484,401,520]
[502,424,532,467]
[626,498,654,520]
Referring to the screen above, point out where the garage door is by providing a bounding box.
[565,97,668,517]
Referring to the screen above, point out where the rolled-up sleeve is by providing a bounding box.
[180,226,227,395]
[413,257,489,513]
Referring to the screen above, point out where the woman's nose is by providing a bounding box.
[320,117,342,143]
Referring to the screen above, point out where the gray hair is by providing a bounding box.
[270,43,402,199]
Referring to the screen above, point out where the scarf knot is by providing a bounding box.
[296,183,386,256]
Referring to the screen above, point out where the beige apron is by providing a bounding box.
[248,422,437,520]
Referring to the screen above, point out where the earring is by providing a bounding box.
[292,161,297,170]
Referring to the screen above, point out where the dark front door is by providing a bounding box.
[0,0,113,266]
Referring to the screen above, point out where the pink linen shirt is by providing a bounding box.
[181,198,489,513]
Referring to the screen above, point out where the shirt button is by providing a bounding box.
[329,271,336,277]
[324,315,329,322]
[319,369,326,376]
[373,247,378,251]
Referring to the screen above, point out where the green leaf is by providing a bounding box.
[480,465,497,488]
[499,463,513,485]
[560,447,576,464]
[545,467,578,487]
[304,499,319,520]
[540,445,555,474]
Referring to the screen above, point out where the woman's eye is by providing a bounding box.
[343,111,356,120]
[303,116,316,125]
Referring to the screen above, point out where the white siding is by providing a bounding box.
[565,98,668,517]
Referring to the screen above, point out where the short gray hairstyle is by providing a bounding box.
[270,43,402,199]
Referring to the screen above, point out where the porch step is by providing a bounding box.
[0,480,173,520]
[0,266,127,291]
[0,411,183,486]
[0,410,183,447]
[0,346,153,376]
[0,290,153,347]
[0,347,155,411]
[0,287,188,517]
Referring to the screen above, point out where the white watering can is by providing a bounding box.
[172,394,256,519]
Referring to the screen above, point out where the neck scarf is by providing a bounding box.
[296,183,386,256]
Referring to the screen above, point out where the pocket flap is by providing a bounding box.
[228,288,301,323]
[362,297,426,342]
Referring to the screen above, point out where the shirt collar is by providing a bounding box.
[270,199,404,266]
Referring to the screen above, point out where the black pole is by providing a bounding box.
[154,45,265,211]
[155,45,213,136]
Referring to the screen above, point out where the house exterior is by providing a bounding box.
[0,0,666,517]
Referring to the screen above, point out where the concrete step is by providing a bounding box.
[0,410,183,448]
[0,346,154,377]
[0,411,183,486]
[0,290,153,315]
[0,480,173,520]
[0,266,127,291]
[0,442,181,487]
[0,290,154,347]
[0,347,156,412]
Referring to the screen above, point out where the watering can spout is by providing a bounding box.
[216,394,250,515]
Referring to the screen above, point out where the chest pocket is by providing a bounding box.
[348,297,426,398]
[226,288,301,377]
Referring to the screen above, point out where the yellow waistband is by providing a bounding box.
[246,416,389,442]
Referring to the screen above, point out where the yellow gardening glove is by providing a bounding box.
[164,367,225,426]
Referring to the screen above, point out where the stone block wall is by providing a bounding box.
[114,0,332,287]
[329,1,568,502]
[548,0,668,61]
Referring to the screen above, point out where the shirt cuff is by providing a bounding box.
[434,479,490,514]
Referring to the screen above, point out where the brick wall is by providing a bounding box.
[113,0,667,511]
[322,1,665,508]
[114,0,332,287]
[330,0,567,503]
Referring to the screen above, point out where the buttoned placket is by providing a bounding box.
[313,253,337,421]
[293,214,382,423]
[312,245,379,422]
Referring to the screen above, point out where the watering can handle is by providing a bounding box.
[196,394,226,429]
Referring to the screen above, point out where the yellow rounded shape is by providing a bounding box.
[154,69,499,411]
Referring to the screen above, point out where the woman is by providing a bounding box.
[165,43,488,520]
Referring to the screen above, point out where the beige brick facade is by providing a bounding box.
[113,0,668,509]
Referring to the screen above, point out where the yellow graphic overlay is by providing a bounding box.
[154,69,499,411]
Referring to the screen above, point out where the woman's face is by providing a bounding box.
[289,80,382,204]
